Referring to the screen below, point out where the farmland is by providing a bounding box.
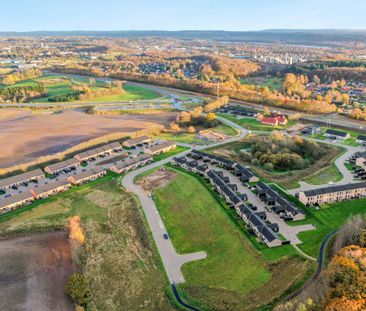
[153,168,311,311]
[0,108,178,170]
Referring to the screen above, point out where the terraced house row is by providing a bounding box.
[297,182,366,206]
[189,150,259,183]
[171,154,283,247]
[256,182,305,221]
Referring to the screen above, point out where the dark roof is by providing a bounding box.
[302,182,366,197]
[357,135,366,142]
[325,129,348,137]
[234,164,256,179]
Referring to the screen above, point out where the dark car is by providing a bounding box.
[163,233,169,240]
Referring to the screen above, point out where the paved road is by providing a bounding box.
[121,117,247,283]
[288,138,365,195]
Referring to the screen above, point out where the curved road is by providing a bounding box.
[122,117,247,284]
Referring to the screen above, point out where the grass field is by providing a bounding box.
[152,145,190,162]
[284,194,366,258]
[154,133,205,144]
[0,74,160,103]
[0,174,174,311]
[153,167,312,310]
[217,113,294,132]
[240,77,283,91]
[304,164,343,185]
[212,123,238,136]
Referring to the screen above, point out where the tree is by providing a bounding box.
[206,112,217,122]
[169,122,181,132]
[187,126,196,134]
[65,273,88,306]
[263,107,271,116]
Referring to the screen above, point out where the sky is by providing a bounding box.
[1,0,365,32]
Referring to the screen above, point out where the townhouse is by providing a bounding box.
[30,179,71,199]
[44,158,80,175]
[0,192,35,214]
[356,135,366,146]
[236,204,282,247]
[110,154,152,174]
[324,129,350,140]
[297,182,366,206]
[233,164,259,183]
[74,142,122,162]
[219,106,258,118]
[0,169,45,191]
[206,170,243,208]
[256,182,305,221]
[122,136,151,148]
[145,141,176,155]
[68,167,107,185]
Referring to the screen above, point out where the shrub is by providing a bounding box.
[65,272,88,306]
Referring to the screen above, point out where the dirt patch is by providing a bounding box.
[0,109,178,168]
[138,168,178,192]
[0,231,75,311]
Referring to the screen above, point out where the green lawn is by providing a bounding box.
[152,145,189,162]
[154,133,204,144]
[80,84,159,102]
[240,77,283,91]
[218,113,294,131]
[153,167,312,310]
[212,123,238,136]
[290,197,366,258]
[153,169,271,293]
[304,164,343,185]
[1,74,160,103]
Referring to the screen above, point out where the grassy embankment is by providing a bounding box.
[0,172,175,311]
[152,167,312,311]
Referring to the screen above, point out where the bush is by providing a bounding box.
[263,162,274,171]
[65,272,88,306]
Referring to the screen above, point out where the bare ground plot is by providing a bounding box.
[0,109,178,168]
[0,231,75,311]
[137,167,178,192]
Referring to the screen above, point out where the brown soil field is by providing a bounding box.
[0,109,178,168]
[0,231,75,311]
[138,167,178,192]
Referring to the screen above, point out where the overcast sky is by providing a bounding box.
[1,0,365,31]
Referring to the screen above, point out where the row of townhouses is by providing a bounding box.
[0,168,108,214]
[297,182,366,206]
[110,154,152,174]
[256,182,305,221]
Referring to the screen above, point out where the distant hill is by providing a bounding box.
[1,29,366,46]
